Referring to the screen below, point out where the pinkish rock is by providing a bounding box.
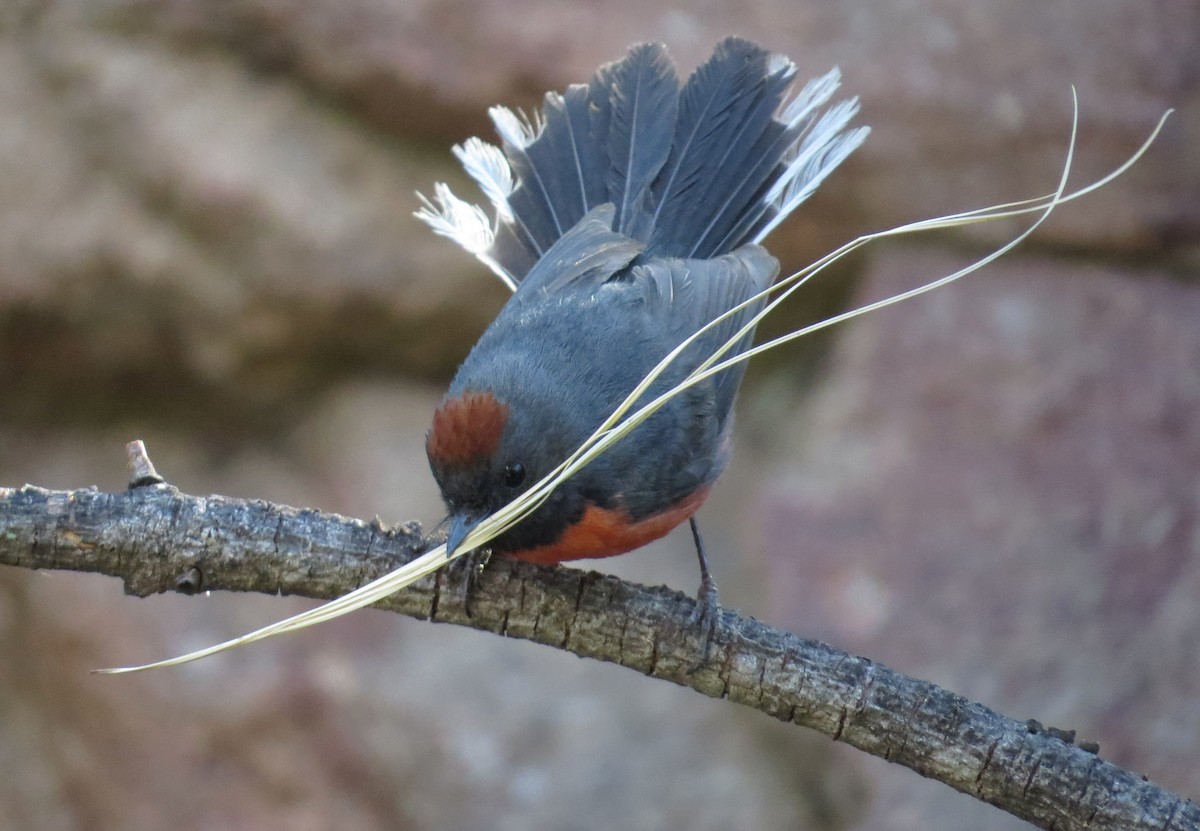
[758,247,1200,829]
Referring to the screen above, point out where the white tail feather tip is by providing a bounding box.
[414,183,495,255]
[453,138,515,222]
[489,105,544,149]
[779,67,842,126]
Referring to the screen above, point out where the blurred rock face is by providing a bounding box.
[0,2,1196,830]
[758,254,1200,829]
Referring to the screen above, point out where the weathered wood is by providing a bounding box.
[1,482,1195,830]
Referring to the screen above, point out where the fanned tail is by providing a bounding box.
[416,37,868,286]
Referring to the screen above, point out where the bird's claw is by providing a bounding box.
[686,571,721,672]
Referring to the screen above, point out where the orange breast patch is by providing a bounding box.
[508,485,712,565]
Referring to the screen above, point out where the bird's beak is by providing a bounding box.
[445,510,486,557]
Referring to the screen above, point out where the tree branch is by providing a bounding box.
[0,459,1195,830]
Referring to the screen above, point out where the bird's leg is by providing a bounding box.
[686,517,721,665]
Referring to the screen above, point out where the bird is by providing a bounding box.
[416,36,867,615]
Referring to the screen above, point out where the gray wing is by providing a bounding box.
[628,245,778,421]
[511,205,643,302]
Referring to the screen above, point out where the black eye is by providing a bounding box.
[503,462,526,488]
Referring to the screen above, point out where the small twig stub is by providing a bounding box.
[125,440,165,489]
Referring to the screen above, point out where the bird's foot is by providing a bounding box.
[686,569,721,672]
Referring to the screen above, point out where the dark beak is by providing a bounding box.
[445,510,486,557]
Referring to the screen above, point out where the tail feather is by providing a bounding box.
[648,38,795,258]
[489,105,561,253]
[716,89,869,251]
[545,85,609,221]
[753,101,869,241]
[597,43,679,237]
[416,38,867,287]
[451,138,514,223]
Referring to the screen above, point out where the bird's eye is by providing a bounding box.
[502,462,526,488]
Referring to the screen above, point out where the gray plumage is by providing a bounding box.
[418,37,867,285]
[420,38,867,549]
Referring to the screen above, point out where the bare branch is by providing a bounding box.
[0,479,1195,830]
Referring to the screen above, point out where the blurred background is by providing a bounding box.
[1,1,1197,829]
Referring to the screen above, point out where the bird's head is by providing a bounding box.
[426,388,577,556]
